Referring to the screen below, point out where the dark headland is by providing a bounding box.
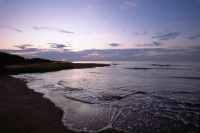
[0,52,110,75]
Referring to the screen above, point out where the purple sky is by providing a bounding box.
[0,0,200,61]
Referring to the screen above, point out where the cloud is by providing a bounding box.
[12,44,38,56]
[82,53,118,59]
[33,26,74,34]
[0,24,22,33]
[9,51,38,56]
[132,31,147,35]
[169,45,200,50]
[2,46,200,61]
[188,34,200,40]
[47,43,68,49]
[133,50,190,57]
[70,48,200,60]
[136,42,164,47]
[118,1,138,10]
[108,43,123,47]
[152,31,181,41]
[188,45,200,49]
[14,44,33,50]
[152,42,163,46]
[133,51,166,57]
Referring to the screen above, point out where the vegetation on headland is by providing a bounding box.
[0,52,110,75]
[0,52,52,65]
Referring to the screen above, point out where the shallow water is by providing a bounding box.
[13,61,200,132]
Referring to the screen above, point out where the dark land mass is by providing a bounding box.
[0,52,110,75]
[1,62,110,75]
[0,52,52,65]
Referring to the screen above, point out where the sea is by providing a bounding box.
[13,61,200,133]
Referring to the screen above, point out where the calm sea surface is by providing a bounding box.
[13,61,200,132]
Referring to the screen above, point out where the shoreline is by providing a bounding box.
[1,74,198,132]
[0,75,121,133]
[0,75,76,133]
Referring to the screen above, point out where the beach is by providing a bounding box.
[0,75,75,133]
[0,75,121,133]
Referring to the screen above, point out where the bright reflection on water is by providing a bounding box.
[13,61,200,132]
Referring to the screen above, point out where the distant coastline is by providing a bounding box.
[0,52,110,75]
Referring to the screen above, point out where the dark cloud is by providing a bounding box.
[152,31,181,41]
[169,45,200,50]
[136,42,163,47]
[0,24,22,33]
[132,31,147,35]
[33,26,74,34]
[48,43,68,49]
[108,43,123,47]
[59,30,73,34]
[152,42,163,46]
[14,44,33,50]
[2,45,200,61]
[189,46,200,49]
[188,34,200,40]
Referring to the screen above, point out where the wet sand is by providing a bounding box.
[0,75,121,133]
[0,75,76,133]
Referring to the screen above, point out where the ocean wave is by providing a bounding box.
[58,80,83,91]
[150,64,192,67]
[53,83,147,104]
[126,67,191,70]
[151,94,199,107]
[99,90,146,102]
[172,76,200,80]
[89,72,103,74]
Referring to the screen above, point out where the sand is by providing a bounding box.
[0,75,76,133]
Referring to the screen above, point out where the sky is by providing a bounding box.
[0,0,200,61]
